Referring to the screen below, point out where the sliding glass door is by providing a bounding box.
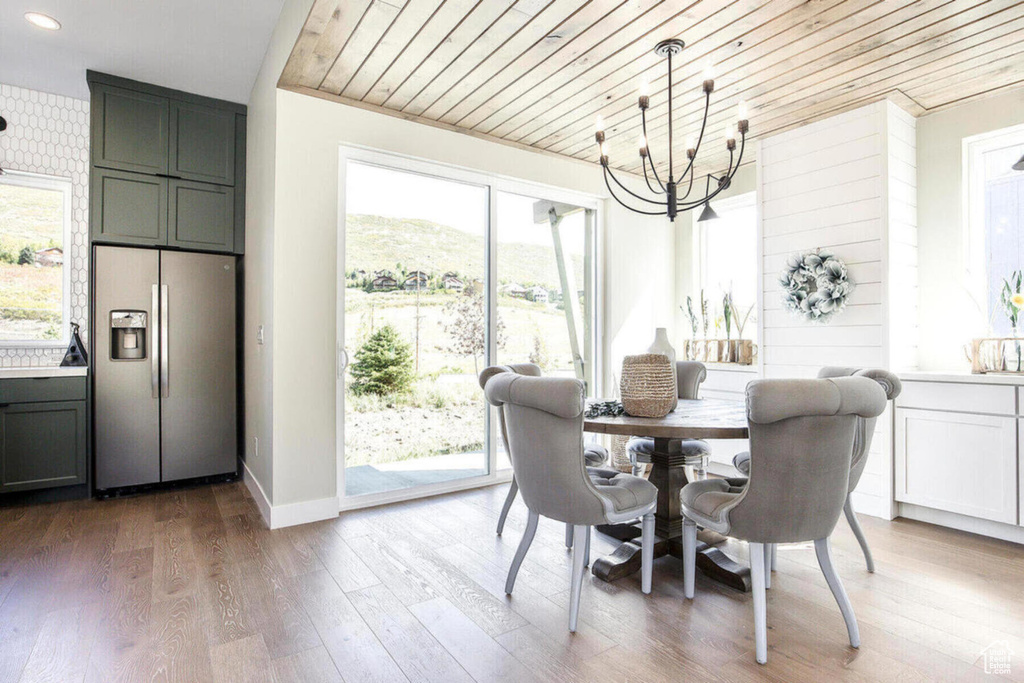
[338,149,599,507]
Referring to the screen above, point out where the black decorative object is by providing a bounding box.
[595,39,748,222]
[1014,154,1024,172]
[585,400,626,419]
[60,322,89,367]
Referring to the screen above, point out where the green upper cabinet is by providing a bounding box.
[169,180,234,251]
[92,85,170,175]
[87,71,246,254]
[170,102,236,185]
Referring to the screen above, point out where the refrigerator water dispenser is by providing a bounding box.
[110,310,147,360]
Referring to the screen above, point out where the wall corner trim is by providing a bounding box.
[242,460,339,529]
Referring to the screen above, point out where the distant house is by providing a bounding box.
[373,269,393,279]
[527,286,549,303]
[353,269,367,279]
[441,273,464,291]
[500,283,527,299]
[371,274,398,291]
[34,247,63,267]
[403,271,429,290]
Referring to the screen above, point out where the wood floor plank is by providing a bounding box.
[113,496,156,553]
[18,605,98,683]
[289,569,408,682]
[209,634,275,683]
[408,596,541,683]
[149,593,214,682]
[151,517,199,601]
[84,548,155,683]
[271,646,344,683]
[348,582,474,683]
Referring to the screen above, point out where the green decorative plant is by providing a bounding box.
[1000,270,1024,370]
[723,293,732,342]
[682,295,699,358]
[700,289,710,340]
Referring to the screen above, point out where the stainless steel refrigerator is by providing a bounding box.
[94,245,237,490]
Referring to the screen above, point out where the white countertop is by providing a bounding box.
[898,370,1024,386]
[0,366,88,379]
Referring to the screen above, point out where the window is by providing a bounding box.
[0,172,72,344]
[965,125,1024,334]
[338,148,600,505]
[692,192,757,343]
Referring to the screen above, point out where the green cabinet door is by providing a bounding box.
[91,168,168,245]
[168,179,235,252]
[0,401,87,493]
[91,85,169,175]
[170,102,236,185]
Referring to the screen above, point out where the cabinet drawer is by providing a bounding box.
[91,84,169,175]
[170,101,236,185]
[91,168,168,245]
[168,180,235,252]
[0,401,87,492]
[0,377,86,403]
[896,381,1015,415]
[895,408,1017,524]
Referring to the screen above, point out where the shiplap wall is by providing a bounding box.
[757,100,918,519]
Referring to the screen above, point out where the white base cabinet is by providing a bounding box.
[895,408,1017,524]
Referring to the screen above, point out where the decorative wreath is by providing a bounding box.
[779,248,854,323]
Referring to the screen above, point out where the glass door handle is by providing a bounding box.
[338,346,349,377]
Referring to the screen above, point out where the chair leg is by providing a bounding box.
[565,523,573,549]
[749,542,768,664]
[844,497,875,573]
[763,544,773,590]
[568,524,589,632]
[583,525,591,568]
[630,451,642,477]
[505,511,538,595]
[682,518,697,599]
[815,537,861,649]
[770,542,778,571]
[496,477,519,535]
[641,513,654,594]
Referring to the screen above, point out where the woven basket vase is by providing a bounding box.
[620,353,677,418]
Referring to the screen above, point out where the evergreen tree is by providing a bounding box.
[18,247,35,266]
[349,324,414,396]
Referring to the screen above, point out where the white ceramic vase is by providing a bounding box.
[648,327,677,398]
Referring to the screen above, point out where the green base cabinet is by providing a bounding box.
[0,400,87,494]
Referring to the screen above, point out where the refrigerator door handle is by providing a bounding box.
[151,284,160,399]
[160,284,170,398]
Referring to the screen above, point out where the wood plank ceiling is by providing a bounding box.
[279,0,1024,177]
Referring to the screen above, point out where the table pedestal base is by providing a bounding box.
[592,526,751,592]
[591,436,751,592]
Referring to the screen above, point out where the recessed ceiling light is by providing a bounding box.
[25,12,61,31]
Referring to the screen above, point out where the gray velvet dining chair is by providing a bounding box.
[479,364,610,538]
[681,376,887,664]
[483,371,658,632]
[732,367,902,572]
[627,361,711,479]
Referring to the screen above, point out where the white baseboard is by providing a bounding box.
[242,460,273,527]
[898,503,1024,545]
[242,460,339,530]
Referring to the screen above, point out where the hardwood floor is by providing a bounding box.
[1,481,1023,682]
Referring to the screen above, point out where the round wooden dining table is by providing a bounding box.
[584,397,754,591]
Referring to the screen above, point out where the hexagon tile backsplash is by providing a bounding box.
[0,83,90,367]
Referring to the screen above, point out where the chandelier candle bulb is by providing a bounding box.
[638,135,648,157]
[702,63,715,93]
[737,100,748,121]
[595,115,605,133]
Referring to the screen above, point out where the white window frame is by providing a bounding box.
[335,144,603,511]
[691,191,758,337]
[962,123,1024,317]
[0,170,73,347]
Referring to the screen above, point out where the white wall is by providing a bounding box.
[757,101,917,519]
[243,0,675,524]
[917,87,1024,370]
[0,84,90,367]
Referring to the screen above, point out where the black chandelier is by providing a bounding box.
[596,39,749,222]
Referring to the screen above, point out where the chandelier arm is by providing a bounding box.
[677,90,712,185]
[676,158,696,202]
[641,110,667,191]
[676,135,745,210]
[605,163,668,206]
[642,156,667,195]
[604,166,667,216]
